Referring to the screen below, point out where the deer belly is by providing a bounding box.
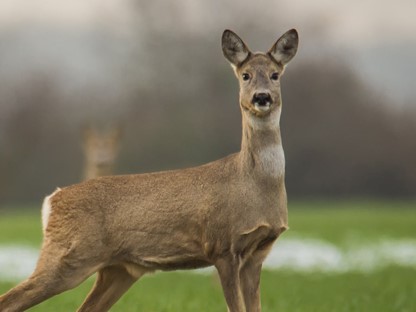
[121,232,211,271]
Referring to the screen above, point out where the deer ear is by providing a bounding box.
[222,30,251,66]
[268,29,299,66]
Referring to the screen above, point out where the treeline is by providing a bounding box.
[0,27,415,204]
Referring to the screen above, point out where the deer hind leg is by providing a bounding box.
[215,257,246,312]
[77,263,147,312]
[0,245,96,312]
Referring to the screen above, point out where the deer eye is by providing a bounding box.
[242,73,250,81]
[271,72,279,80]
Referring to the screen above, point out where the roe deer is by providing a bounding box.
[82,125,122,180]
[0,28,298,312]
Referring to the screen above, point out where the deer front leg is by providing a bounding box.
[215,257,246,312]
[239,259,262,312]
[236,225,280,312]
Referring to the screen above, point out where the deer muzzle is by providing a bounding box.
[252,92,272,112]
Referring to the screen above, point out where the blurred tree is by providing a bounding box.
[0,6,415,204]
[282,61,416,198]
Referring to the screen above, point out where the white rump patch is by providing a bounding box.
[41,188,61,233]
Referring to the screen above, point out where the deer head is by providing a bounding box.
[222,29,298,122]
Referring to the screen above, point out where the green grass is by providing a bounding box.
[1,200,416,311]
[286,200,416,246]
[0,211,42,246]
[1,269,415,312]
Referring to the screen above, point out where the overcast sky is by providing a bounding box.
[0,0,415,105]
[1,0,414,43]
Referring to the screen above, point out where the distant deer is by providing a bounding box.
[82,125,122,180]
[0,29,298,312]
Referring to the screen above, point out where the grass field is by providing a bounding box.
[1,200,415,311]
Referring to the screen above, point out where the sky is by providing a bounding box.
[1,0,414,44]
[0,0,415,105]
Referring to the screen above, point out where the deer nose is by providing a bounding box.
[252,92,272,106]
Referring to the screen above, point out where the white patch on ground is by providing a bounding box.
[0,246,38,281]
[265,238,416,273]
[2,238,416,281]
[265,238,345,272]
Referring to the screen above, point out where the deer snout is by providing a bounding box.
[252,92,272,107]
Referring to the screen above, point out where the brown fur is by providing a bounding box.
[0,29,298,312]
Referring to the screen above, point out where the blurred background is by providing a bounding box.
[0,0,415,204]
[1,2,416,310]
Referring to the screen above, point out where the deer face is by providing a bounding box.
[222,29,298,118]
[236,54,283,117]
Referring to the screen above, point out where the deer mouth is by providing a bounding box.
[254,102,271,112]
[242,102,272,117]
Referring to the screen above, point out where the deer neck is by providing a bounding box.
[238,106,284,182]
